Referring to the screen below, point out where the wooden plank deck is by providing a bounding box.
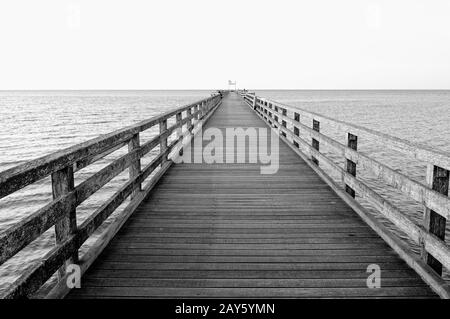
[68,93,436,298]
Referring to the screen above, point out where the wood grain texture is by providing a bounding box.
[67,93,436,299]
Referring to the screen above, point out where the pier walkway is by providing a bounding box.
[2,92,449,299]
[66,94,436,298]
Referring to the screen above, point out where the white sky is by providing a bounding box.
[0,0,449,90]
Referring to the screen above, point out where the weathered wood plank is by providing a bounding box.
[68,286,436,298]
[80,277,428,288]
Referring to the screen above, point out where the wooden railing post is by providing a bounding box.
[176,112,183,156]
[201,101,206,118]
[52,166,78,276]
[422,165,449,275]
[197,103,201,120]
[128,133,141,199]
[312,119,320,165]
[208,98,213,112]
[274,106,279,128]
[187,107,193,133]
[192,104,198,124]
[293,127,300,148]
[345,133,358,198]
[159,119,168,163]
[252,94,257,110]
[293,112,300,148]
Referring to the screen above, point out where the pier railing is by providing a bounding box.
[0,93,223,298]
[240,91,450,297]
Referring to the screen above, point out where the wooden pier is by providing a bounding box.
[0,92,449,299]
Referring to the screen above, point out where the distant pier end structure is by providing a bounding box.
[0,91,449,299]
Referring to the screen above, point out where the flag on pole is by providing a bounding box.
[228,80,235,85]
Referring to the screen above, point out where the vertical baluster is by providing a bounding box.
[345,133,358,198]
[204,100,209,116]
[176,112,183,156]
[201,101,206,118]
[209,97,214,112]
[274,106,279,128]
[128,133,141,199]
[197,102,202,120]
[267,104,271,124]
[422,165,449,275]
[193,104,198,125]
[252,93,257,110]
[293,112,300,148]
[311,120,320,165]
[52,166,78,277]
[186,107,193,135]
[193,104,198,123]
[293,127,300,148]
[159,119,168,164]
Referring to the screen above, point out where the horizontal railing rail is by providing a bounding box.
[0,93,223,298]
[239,91,450,298]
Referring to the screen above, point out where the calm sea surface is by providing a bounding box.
[0,90,449,292]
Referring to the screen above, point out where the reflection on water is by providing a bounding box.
[0,90,449,293]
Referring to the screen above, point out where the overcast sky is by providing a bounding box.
[1,0,449,90]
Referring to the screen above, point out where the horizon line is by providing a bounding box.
[1,88,450,91]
